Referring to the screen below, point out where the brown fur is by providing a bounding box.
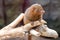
[24,4,45,24]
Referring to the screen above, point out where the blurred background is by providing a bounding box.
[0,0,60,40]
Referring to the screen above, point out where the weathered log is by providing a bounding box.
[36,24,58,38]
[31,35,51,40]
[0,27,25,39]
[30,29,41,37]
[0,20,41,39]
[0,33,28,40]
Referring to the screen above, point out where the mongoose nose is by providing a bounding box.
[41,10,45,13]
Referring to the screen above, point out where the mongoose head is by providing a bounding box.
[25,4,45,21]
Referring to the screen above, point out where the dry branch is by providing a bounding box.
[23,21,41,31]
[1,13,24,30]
